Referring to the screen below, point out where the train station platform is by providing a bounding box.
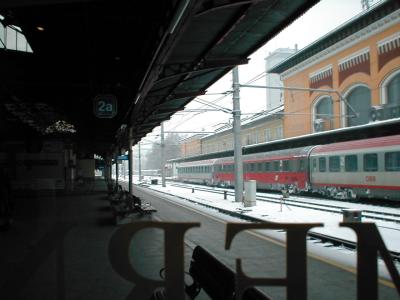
[1,179,398,300]
[0,179,197,300]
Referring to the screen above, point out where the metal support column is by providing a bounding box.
[161,122,166,187]
[115,150,119,188]
[128,141,133,194]
[138,142,142,181]
[232,66,243,203]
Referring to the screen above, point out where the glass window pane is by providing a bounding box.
[345,155,358,172]
[265,162,271,171]
[282,160,289,172]
[319,157,326,172]
[385,152,400,171]
[27,42,33,52]
[299,159,305,171]
[316,97,333,120]
[364,153,378,172]
[16,32,27,51]
[0,23,4,48]
[312,159,317,171]
[6,27,17,49]
[273,161,280,171]
[387,74,400,106]
[347,86,371,126]
[329,156,340,172]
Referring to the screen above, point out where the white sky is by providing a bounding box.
[137,0,381,150]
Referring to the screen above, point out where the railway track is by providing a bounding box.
[138,181,400,262]
[168,183,400,224]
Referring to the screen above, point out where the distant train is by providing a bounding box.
[174,135,400,201]
[137,169,161,177]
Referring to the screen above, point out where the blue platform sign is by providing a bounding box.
[94,94,117,118]
[117,155,128,161]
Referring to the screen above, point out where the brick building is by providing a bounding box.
[180,134,206,157]
[269,0,400,138]
[201,106,284,154]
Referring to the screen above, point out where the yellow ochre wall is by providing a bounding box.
[282,23,400,138]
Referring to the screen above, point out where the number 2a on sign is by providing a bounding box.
[98,101,113,112]
[93,94,117,118]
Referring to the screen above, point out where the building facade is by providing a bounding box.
[200,107,284,155]
[180,134,206,157]
[265,47,297,110]
[269,0,400,138]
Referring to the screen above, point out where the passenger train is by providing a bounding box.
[175,135,400,201]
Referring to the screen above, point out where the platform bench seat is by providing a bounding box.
[109,190,157,224]
[150,245,272,300]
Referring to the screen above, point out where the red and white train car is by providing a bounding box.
[177,159,218,185]
[214,147,314,192]
[309,135,400,200]
[175,135,400,201]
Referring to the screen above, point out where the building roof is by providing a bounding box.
[0,0,318,156]
[268,0,400,74]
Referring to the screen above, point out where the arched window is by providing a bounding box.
[313,96,333,132]
[386,72,400,106]
[345,85,371,127]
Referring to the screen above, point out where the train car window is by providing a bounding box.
[345,155,358,172]
[385,151,400,171]
[250,163,255,172]
[282,160,290,171]
[273,161,280,172]
[312,159,317,172]
[319,157,326,172]
[329,156,340,172]
[299,159,306,171]
[257,163,262,172]
[364,153,378,172]
[265,162,271,171]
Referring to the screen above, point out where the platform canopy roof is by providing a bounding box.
[0,0,318,156]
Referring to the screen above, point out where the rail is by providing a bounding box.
[143,183,400,262]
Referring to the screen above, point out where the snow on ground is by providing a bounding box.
[128,176,400,251]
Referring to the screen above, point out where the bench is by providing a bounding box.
[109,189,157,224]
[151,245,272,300]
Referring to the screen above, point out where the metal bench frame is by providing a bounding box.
[151,245,272,300]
